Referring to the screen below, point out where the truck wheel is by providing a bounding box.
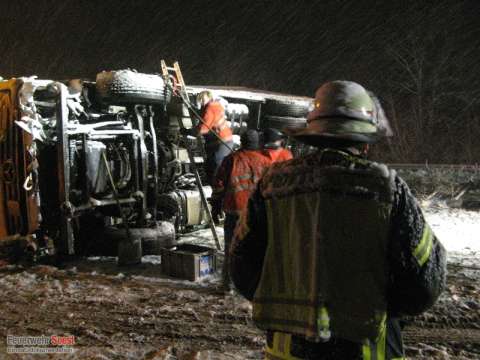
[96,70,171,105]
[263,98,312,118]
[262,115,307,130]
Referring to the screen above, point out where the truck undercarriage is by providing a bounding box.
[0,69,313,263]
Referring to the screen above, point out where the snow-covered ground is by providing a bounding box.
[179,205,480,259]
[423,203,480,253]
[1,204,477,359]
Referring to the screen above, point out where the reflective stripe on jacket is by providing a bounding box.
[213,149,271,214]
[199,101,233,142]
[253,153,394,344]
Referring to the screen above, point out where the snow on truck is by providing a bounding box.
[0,67,313,264]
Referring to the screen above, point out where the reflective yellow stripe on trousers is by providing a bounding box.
[362,314,386,360]
[265,307,331,360]
[264,333,302,360]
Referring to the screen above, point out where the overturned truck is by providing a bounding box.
[0,70,312,264]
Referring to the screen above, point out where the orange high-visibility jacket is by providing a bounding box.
[199,101,233,142]
[213,149,271,214]
[263,148,293,163]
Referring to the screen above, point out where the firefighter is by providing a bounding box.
[211,129,271,290]
[182,90,234,185]
[230,81,446,359]
[262,128,293,163]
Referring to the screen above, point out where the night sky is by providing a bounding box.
[1,0,479,161]
[0,1,477,94]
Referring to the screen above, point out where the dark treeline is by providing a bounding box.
[1,1,479,163]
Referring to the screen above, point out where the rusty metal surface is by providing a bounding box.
[0,81,20,237]
[0,79,39,239]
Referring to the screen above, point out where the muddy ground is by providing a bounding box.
[0,229,479,359]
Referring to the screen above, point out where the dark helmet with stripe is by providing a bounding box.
[285,81,393,145]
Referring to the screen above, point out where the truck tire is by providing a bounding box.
[263,98,312,118]
[262,115,307,130]
[96,70,171,105]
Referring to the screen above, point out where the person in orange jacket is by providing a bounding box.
[262,128,293,163]
[182,90,234,185]
[211,129,271,290]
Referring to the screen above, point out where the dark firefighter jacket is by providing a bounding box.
[230,149,446,360]
[198,100,232,144]
[212,149,271,215]
[263,147,294,163]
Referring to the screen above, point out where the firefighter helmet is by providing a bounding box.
[286,81,392,144]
